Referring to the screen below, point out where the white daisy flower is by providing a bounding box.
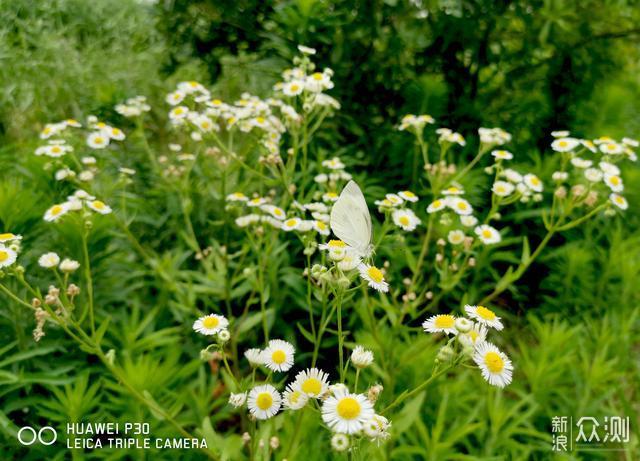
[492,181,515,197]
[609,193,628,210]
[599,142,623,155]
[622,137,639,147]
[385,194,404,206]
[584,168,603,183]
[350,346,374,369]
[447,230,465,245]
[581,139,597,153]
[305,72,333,93]
[169,106,189,120]
[247,384,281,420]
[260,204,286,221]
[321,388,375,434]
[87,132,110,149]
[398,190,419,202]
[44,203,70,222]
[604,173,623,192]
[59,259,80,273]
[244,348,264,366]
[38,252,60,269]
[282,80,305,96]
[475,225,501,244]
[552,171,569,182]
[106,127,126,141]
[422,314,457,335]
[460,215,478,227]
[322,192,339,202]
[458,322,488,347]
[465,304,504,330]
[247,197,268,207]
[363,414,391,442]
[293,368,330,398]
[297,44,316,55]
[502,169,523,183]
[599,161,620,176]
[448,197,473,216]
[551,137,579,152]
[442,186,464,196]
[87,200,112,215]
[262,339,295,372]
[473,342,513,388]
[523,174,543,192]
[228,392,247,408]
[193,314,229,335]
[0,233,21,243]
[45,144,71,158]
[392,209,421,231]
[491,150,513,160]
[283,384,309,410]
[0,245,18,268]
[571,157,592,169]
[551,130,570,138]
[313,220,330,236]
[166,91,186,106]
[331,433,350,452]
[282,217,302,232]
[358,264,389,293]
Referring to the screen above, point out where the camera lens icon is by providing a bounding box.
[18,426,57,446]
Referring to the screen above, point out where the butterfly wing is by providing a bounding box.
[330,180,372,255]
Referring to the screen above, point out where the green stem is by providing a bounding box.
[80,227,95,336]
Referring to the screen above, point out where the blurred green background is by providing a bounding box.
[1,0,639,459]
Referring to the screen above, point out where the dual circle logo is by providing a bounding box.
[17,426,57,446]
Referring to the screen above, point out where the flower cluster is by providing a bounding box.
[44,190,113,222]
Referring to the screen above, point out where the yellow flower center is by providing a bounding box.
[290,84,300,92]
[328,240,346,248]
[448,187,459,193]
[610,176,620,185]
[289,390,302,404]
[274,208,283,216]
[285,219,298,228]
[482,230,492,239]
[484,352,504,373]
[271,350,286,364]
[212,99,222,105]
[476,305,496,320]
[606,144,616,151]
[96,122,106,128]
[367,267,384,283]
[51,146,62,153]
[203,316,219,329]
[0,250,9,262]
[51,205,64,216]
[43,127,52,134]
[336,397,361,419]
[256,392,273,410]
[301,378,322,395]
[468,330,479,342]
[432,200,442,208]
[94,137,104,144]
[316,221,327,230]
[256,117,265,124]
[233,192,245,199]
[399,216,410,226]
[92,201,105,210]
[312,72,323,81]
[434,315,455,329]
[615,196,625,204]
[457,202,468,210]
[174,108,183,115]
[402,191,416,198]
[530,177,540,185]
[558,141,567,148]
[326,192,338,198]
[0,233,14,240]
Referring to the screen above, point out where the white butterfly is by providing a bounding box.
[330,180,373,257]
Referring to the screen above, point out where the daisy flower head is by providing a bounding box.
[351,346,374,369]
[166,91,186,106]
[248,384,281,420]
[322,192,339,203]
[283,384,309,410]
[622,137,639,147]
[584,168,603,183]
[282,217,302,232]
[87,200,112,215]
[227,192,248,202]
[492,180,515,197]
[465,304,503,330]
[599,161,620,176]
[604,173,624,192]
[609,193,628,210]
[244,348,264,367]
[193,314,229,335]
[423,314,457,335]
[331,433,350,452]
[337,251,362,272]
[392,208,421,231]
[523,174,543,192]
[321,388,375,434]
[247,197,267,207]
[262,339,295,372]
[106,127,126,141]
[427,198,446,213]
[358,263,389,293]
[491,150,513,160]
[442,185,464,196]
[475,225,501,244]
[0,245,18,268]
[282,80,305,96]
[502,169,523,183]
[448,197,473,216]
[313,220,330,236]
[87,132,109,149]
[581,139,597,153]
[460,215,479,227]
[0,233,21,243]
[363,414,391,443]
[599,142,623,155]
[447,229,465,245]
[260,204,286,220]
[44,203,70,222]
[398,190,419,202]
[458,322,488,347]
[297,44,316,55]
[551,137,579,152]
[38,252,60,269]
[59,258,80,273]
[169,106,189,121]
[305,71,333,93]
[294,368,330,398]
[229,392,247,408]
[321,157,345,170]
[384,194,404,207]
[473,342,513,388]
[571,157,592,169]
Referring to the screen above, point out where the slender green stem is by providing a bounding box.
[80,228,95,336]
[381,364,452,414]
